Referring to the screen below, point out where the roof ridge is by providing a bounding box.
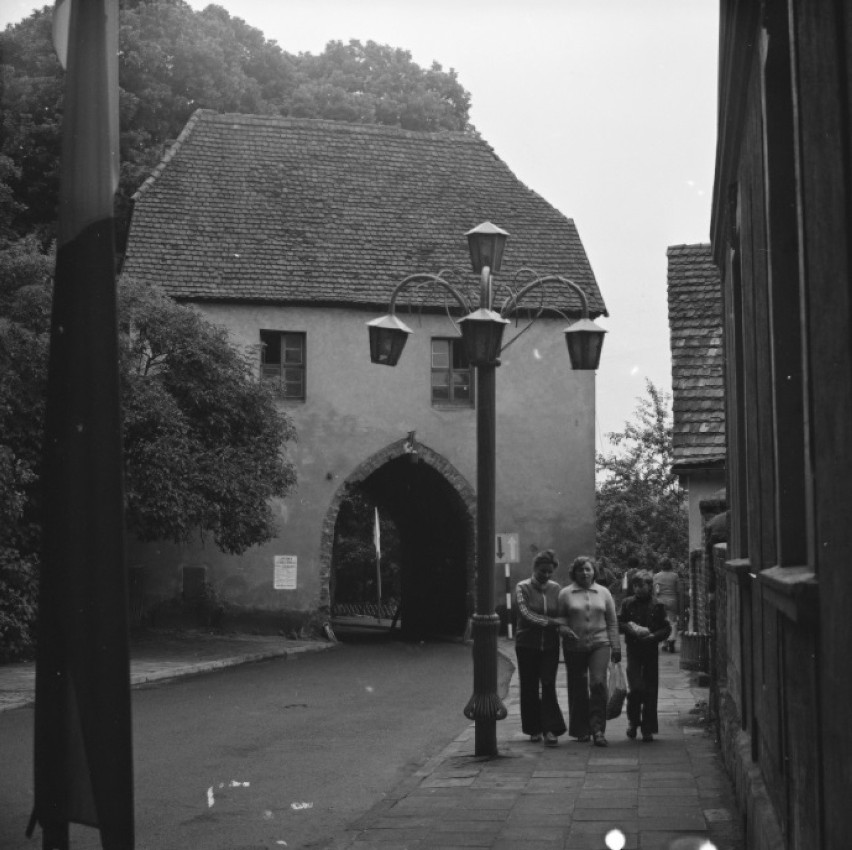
[201,110,483,144]
[667,242,713,253]
[132,108,213,201]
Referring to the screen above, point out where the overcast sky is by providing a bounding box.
[2,0,720,445]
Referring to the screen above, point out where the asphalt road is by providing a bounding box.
[0,631,511,850]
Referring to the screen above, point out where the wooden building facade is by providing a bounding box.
[710,1,852,847]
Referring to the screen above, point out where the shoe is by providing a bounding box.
[544,732,559,747]
[576,734,590,743]
[626,724,637,739]
[593,732,608,747]
[642,733,654,743]
[529,733,542,743]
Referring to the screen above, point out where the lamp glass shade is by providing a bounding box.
[465,221,509,274]
[367,314,413,366]
[563,318,607,370]
[459,308,509,365]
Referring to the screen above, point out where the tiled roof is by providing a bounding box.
[122,111,606,316]
[667,243,726,470]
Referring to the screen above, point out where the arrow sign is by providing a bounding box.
[495,533,519,563]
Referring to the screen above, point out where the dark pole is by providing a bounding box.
[371,228,602,760]
[463,357,507,755]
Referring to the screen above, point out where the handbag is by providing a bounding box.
[606,660,627,720]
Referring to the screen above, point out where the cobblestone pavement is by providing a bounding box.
[324,641,745,850]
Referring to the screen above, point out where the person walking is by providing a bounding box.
[514,549,567,746]
[653,558,680,652]
[557,556,620,747]
[618,569,671,742]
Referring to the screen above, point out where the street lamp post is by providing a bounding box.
[367,222,606,757]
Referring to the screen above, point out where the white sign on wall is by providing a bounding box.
[273,555,297,590]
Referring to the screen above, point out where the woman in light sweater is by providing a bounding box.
[652,558,680,652]
[514,549,567,746]
[557,556,621,747]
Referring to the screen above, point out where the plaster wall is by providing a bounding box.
[683,470,725,550]
[129,303,597,615]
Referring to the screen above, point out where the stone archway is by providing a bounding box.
[318,434,476,636]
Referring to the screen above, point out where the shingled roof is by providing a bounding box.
[122,110,605,315]
[667,244,726,472]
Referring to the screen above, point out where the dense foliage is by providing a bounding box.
[0,0,471,656]
[0,1,472,247]
[119,278,297,552]
[0,0,471,655]
[596,381,688,576]
[0,242,297,657]
[331,488,400,612]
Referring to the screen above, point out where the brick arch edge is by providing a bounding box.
[317,436,477,617]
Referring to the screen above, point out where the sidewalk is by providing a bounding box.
[0,629,335,713]
[0,632,744,850]
[326,641,745,850]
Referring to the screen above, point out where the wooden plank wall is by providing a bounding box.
[711,0,852,845]
[792,2,852,846]
[735,45,768,776]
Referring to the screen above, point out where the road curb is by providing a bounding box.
[0,640,337,713]
[130,641,337,686]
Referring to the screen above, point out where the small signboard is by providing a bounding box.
[273,555,297,590]
[495,533,519,563]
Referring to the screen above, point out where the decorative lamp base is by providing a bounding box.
[463,613,507,756]
[463,693,508,721]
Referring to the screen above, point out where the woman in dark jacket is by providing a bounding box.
[514,549,567,746]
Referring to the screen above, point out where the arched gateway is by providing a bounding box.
[319,436,476,639]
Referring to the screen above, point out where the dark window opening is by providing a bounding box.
[431,338,473,406]
[261,330,306,400]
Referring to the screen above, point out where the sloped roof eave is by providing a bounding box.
[667,242,726,464]
[171,292,607,319]
[122,111,607,314]
[672,458,726,476]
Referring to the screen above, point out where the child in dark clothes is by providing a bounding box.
[618,569,672,742]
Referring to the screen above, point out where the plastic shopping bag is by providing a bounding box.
[606,660,627,720]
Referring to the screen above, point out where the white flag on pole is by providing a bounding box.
[373,508,382,619]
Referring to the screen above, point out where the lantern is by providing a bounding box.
[367,314,413,366]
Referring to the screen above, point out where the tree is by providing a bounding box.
[0,247,297,657]
[331,486,401,613]
[0,290,43,657]
[0,0,470,653]
[595,381,688,575]
[119,278,297,553]
[0,2,472,247]
[0,10,64,243]
[291,40,470,131]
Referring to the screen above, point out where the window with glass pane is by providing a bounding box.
[260,330,305,400]
[431,338,473,406]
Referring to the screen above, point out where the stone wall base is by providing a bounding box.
[716,686,786,850]
[141,600,324,637]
